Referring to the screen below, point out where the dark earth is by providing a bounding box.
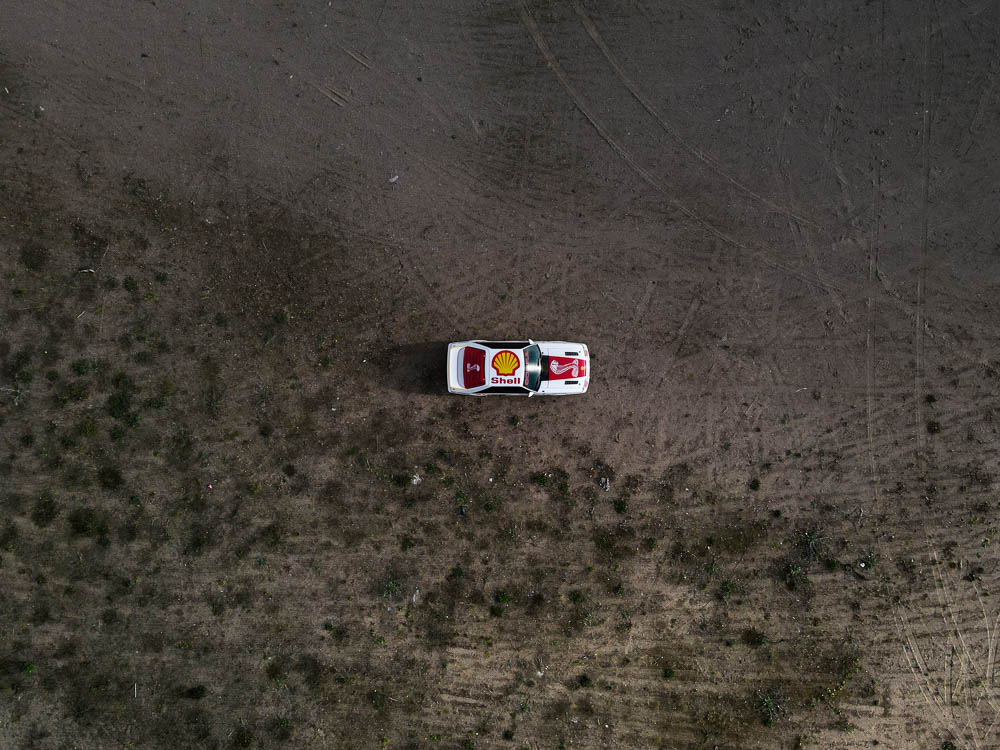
[2,1,1000,748]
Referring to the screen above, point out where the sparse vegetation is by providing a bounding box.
[755,688,788,726]
[31,495,59,528]
[0,11,989,749]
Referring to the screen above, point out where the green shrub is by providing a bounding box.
[68,507,110,544]
[31,495,59,528]
[0,520,18,551]
[107,390,132,419]
[232,727,254,748]
[756,689,787,726]
[76,416,99,437]
[97,466,124,490]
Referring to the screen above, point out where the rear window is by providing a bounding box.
[461,347,485,388]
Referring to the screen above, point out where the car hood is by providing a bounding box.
[537,342,589,394]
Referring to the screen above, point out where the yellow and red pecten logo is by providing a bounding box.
[491,350,521,379]
[490,349,521,385]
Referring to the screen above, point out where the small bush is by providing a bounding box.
[31,496,59,528]
[76,416,99,437]
[717,579,737,602]
[97,466,124,490]
[183,685,207,699]
[20,243,49,270]
[56,381,89,404]
[271,717,292,741]
[67,507,110,543]
[799,528,824,561]
[232,727,253,748]
[381,572,403,600]
[185,523,215,556]
[756,688,787,726]
[0,520,18,551]
[107,390,132,419]
[529,472,548,486]
[204,383,225,418]
[781,561,806,590]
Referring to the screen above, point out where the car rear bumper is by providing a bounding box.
[446,343,466,393]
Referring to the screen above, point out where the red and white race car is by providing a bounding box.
[447,340,590,396]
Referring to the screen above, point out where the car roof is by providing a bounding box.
[472,340,530,349]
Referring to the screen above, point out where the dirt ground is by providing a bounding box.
[2,1,1000,748]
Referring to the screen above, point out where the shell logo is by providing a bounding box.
[491,350,521,375]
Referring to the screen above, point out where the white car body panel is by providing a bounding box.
[446,339,590,396]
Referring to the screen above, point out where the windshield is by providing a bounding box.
[523,345,541,391]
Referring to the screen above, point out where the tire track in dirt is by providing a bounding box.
[914,2,935,460]
[957,3,1000,157]
[569,0,822,231]
[897,552,1000,749]
[190,114,471,331]
[899,606,956,741]
[865,0,885,516]
[514,0,846,301]
[776,75,852,326]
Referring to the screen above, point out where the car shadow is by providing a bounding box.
[381,341,450,395]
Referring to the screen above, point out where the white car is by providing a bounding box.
[447,340,590,396]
